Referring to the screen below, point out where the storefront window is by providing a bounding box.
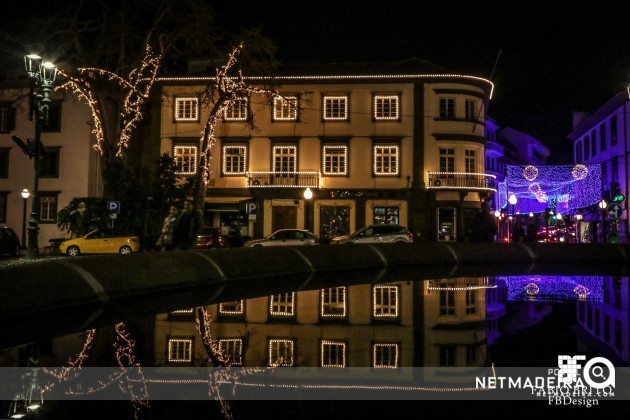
[320,206,350,240]
[373,207,399,225]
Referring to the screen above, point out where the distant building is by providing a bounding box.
[567,90,629,243]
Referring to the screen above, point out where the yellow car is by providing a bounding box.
[59,228,140,256]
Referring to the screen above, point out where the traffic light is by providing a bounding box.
[611,182,625,203]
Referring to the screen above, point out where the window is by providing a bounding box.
[612,157,619,182]
[600,123,607,152]
[321,287,346,318]
[174,145,197,175]
[373,285,399,318]
[610,116,618,145]
[466,345,477,365]
[575,141,583,163]
[373,343,399,368]
[168,338,193,362]
[40,148,60,178]
[465,150,475,175]
[218,338,243,366]
[603,314,610,342]
[614,320,622,350]
[465,99,476,120]
[38,192,58,223]
[465,288,476,315]
[224,98,248,121]
[0,104,16,132]
[270,293,295,316]
[323,95,348,120]
[374,95,399,120]
[373,145,399,175]
[590,130,597,156]
[0,192,6,223]
[439,98,455,118]
[373,207,399,225]
[583,135,590,160]
[439,345,456,367]
[174,97,199,121]
[439,148,455,174]
[322,145,347,175]
[0,148,8,178]
[272,146,297,173]
[439,288,455,316]
[219,300,244,316]
[222,145,247,175]
[273,96,298,121]
[42,101,62,132]
[268,339,294,367]
[321,340,346,367]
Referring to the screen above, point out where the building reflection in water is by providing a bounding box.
[0,275,627,417]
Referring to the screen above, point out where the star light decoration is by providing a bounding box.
[498,164,602,214]
[56,44,161,158]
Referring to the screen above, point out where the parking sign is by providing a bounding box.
[246,202,258,214]
[107,201,121,214]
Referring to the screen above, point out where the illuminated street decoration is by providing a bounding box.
[499,275,603,302]
[498,164,601,214]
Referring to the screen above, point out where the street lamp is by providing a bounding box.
[15,54,58,259]
[575,213,583,243]
[508,194,518,242]
[20,189,30,249]
[599,199,607,243]
[494,210,501,243]
[303,188,313,232]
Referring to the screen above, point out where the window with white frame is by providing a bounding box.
[374,145,399,175]
[273,96,298,121]
[322,145,348,175]
[465,150,475,176]
[321,287,346,318]
[270,293,295,316]
[268,339,294,367]
[174,145,197,175]
[224,98,248,121]
[439,287,455,316]
[168,338,193,362]
[39,193,58,223]
[373,343,399,368]
[218,338,243,366]
[222,145,247,175]
[373,285,399,318]
[439,98,455,118]
[174,97,199,121]
[323,95,348,120]
[465,99,476,120]
[439,148,455,175]
[273,146,297,173]
[374,95,399,120]
[321,340,346,368]
[219,300,244,316]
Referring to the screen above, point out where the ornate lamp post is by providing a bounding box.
[20,189,30,248]
[18,54,58,259]
[508,194,518,242]
[303,187,313,232]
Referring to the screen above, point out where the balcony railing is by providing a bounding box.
[426,171,497,192]
[246,171,321,188]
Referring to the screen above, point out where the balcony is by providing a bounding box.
[246,171,321,188]
[426,171,497,192]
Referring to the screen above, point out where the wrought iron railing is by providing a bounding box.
[246,171,320,188]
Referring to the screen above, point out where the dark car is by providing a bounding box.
[0,226,21,257]
[196,226,225,249]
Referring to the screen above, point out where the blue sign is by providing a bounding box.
[606,203,623,219]
[107,200,121,214]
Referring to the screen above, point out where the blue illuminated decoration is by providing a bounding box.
[497,164,602,214]
[497,275,603,302]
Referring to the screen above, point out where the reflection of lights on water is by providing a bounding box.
[525,283,540,296]
[573,285,591,300]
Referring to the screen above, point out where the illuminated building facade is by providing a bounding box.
[154,62,495,242]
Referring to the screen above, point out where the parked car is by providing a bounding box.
[244,229,318,247]
[196,226,225,249]
[0,226,21,257]
[331,224,414,244]
[59,228,140,256]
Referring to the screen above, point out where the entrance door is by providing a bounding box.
[272,206,297,232]
[437,207,456,242]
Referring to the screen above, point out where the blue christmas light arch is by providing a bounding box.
[497,164,602,214]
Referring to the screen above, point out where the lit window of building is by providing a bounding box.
[224,98,248,121]
[268,339,294,367]
[174,145,198,175]
[321,339,346,368]
[373,343,399,368]
[322,145,348,175]
[373,285,399,318]
[270,293,295,316]
[374,95,399,120]
[374,145,399,175]
[222,145,247,175]
[218,338,243,366]
[168,338,193,362]
[174,97,199,121]
[321,287,346,318]
[323,95,348,120]
[273,96,298,121]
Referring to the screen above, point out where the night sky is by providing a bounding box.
[214,0,630,163]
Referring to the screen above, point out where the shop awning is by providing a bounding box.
[204,196,253,212]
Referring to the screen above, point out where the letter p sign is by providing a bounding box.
[107,201,121,214]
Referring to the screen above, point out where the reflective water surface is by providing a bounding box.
[1,274,627,419]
